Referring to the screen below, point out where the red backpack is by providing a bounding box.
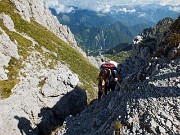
[101,62,116,70]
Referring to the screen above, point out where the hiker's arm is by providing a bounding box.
[113,73,118,81]
[114,71,121,82]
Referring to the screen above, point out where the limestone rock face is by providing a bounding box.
[0,27,19,80]
[10,0,76,45]
[41,67,79,98]
[0,13,16,32]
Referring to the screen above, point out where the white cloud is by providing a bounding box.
[56,4,75,13]
[98,0,180,6]
[160,0,180,6]
[138,13,146,17]
[44,0,180,13]
[44,0,75,13]
[44,0,58,7]
[169,6,180,12]
[118,8,136,13]
[101,5,111,13]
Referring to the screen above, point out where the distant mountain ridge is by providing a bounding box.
[50,4,179,54]
[51,9,143,54]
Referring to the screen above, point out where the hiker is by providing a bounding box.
[98,60,119,99]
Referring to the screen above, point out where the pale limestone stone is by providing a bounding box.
[0,13,15,31]
[0,28,19,80]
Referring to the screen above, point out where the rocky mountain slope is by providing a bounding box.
[0,0,99,135]
[57,17,180,135]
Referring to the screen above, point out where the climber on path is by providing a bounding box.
[98,60,120,99]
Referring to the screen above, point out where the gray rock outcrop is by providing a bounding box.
[0,47,87,135]
[0,27,19,80]
[0,13,16,32]
[10,0,76,45]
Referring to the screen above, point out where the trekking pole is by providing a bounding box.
[116,81,121,87]
[115,81,121,91]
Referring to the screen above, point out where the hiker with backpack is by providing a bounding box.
[98,60,120,99]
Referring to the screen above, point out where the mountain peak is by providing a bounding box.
[157,17,174,26]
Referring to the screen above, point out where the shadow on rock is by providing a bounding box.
[14,86,87,135]
[14,116,38,135]
[37,86,87,135]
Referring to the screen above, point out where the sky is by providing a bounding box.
[44,0,180,13]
